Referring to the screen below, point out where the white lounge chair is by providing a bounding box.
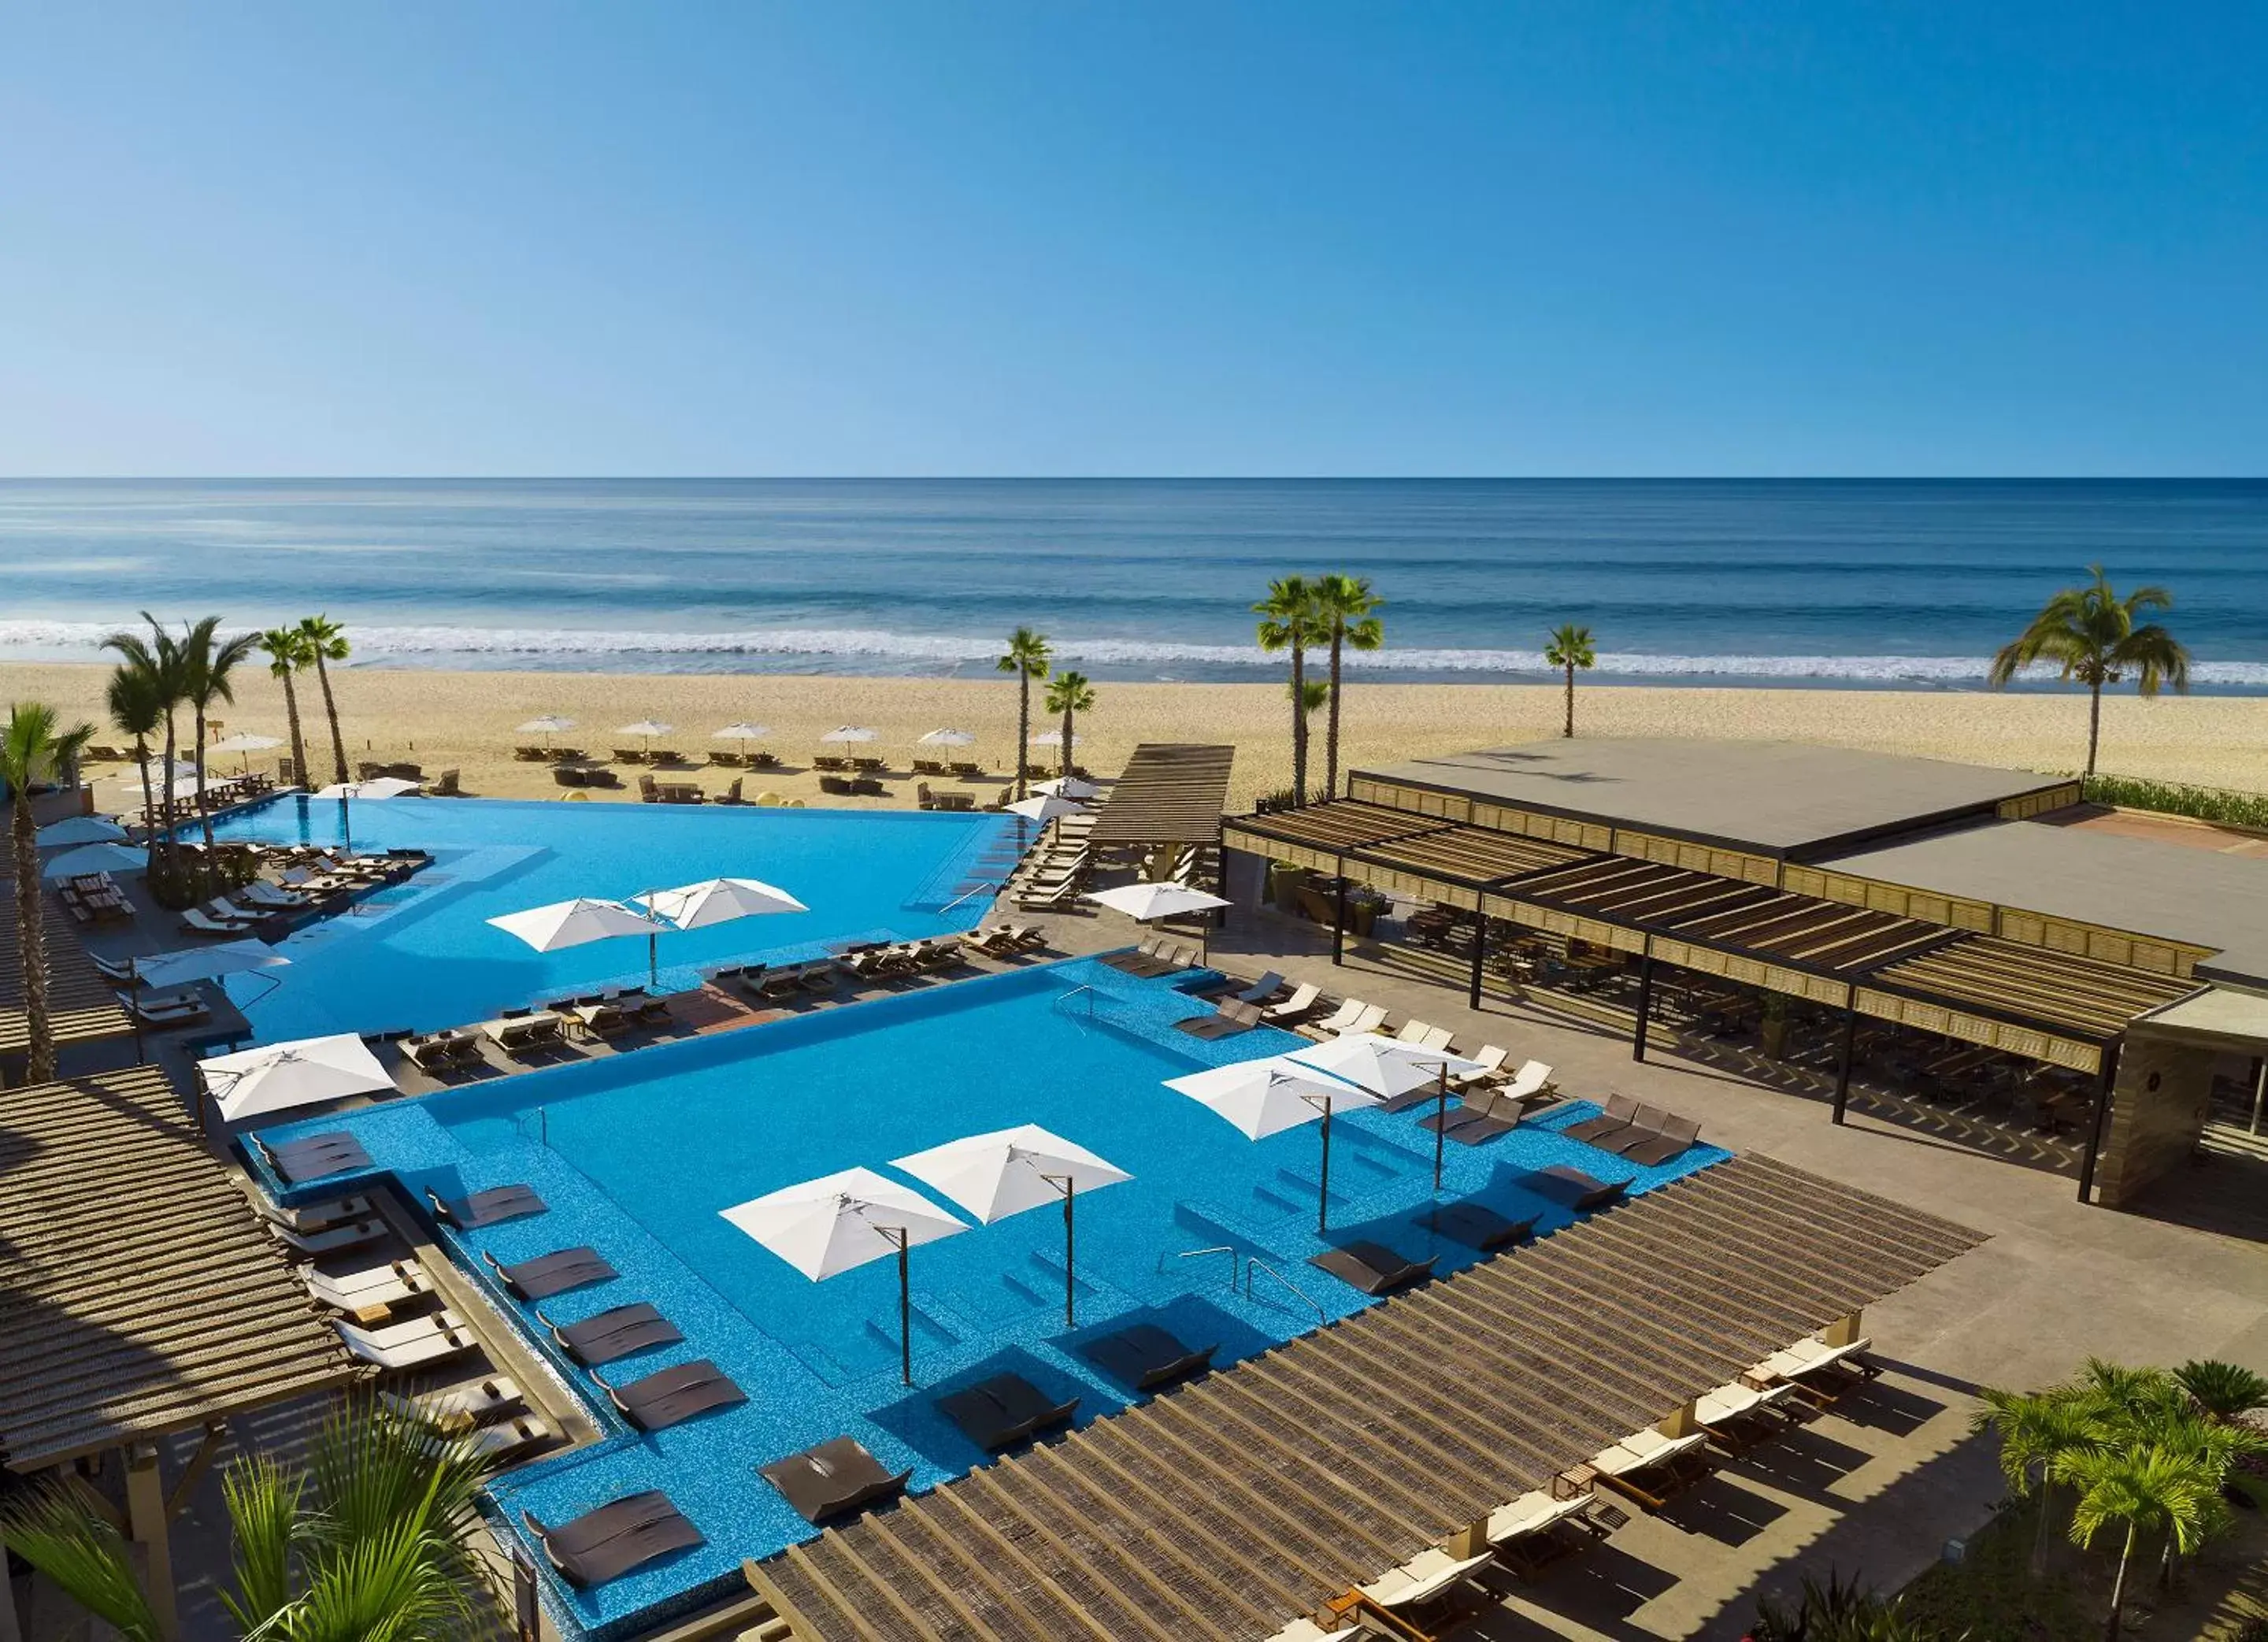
[1499,1059,1556,1103]
[1696,1379,1798,1427]
[1357,1546,1494,1608]
[236,881,310,911]
[1335,1003,1388,1036]
[1264,982,1321,1022]
[258,1193,373,1232]
[1298,998,1366,1038]
[335,1309,477,1371]
[1395,1018,1440,1045]
[381,1375,524,1430]
[1485,1488,1592,1547]
[302,1260,432,1314]
[1416,1025,1456,1051]
[180,907,254,936]
[1749,1334,1875,1396]
[1591,1425,1707,1476]
[269,1218,387,1257]
[1451,1046,1510,1089]
[465,1414,553,1461]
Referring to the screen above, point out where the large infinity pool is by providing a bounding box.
[249,955,1729,1640]
[202,795,1014,1041]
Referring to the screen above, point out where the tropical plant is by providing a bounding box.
[1751,1568,1958,1642]
[102,615,186,874]
[1254,576,1324,806]
[105,663,166,847]
[1988,568,2190,778]
[298,614,354,787]
[1291,676,1330,785]
[2174,1359,2268,1424]
[1544,623,1596,739]
[0,1398,494,1642]
[180,617,260,860]
[1311,573,1383,799]
[1973,1384,2103,1574]
[2059,1444,2221,1641]
[1043,670,1095,777]
[259,625,314,784]
[3,704,96,1084]
[995,627,1053,800]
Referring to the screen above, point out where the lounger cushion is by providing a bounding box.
[1418,1202,1536,1251]
[1309,1240,1435,1295]
[491,1246,617,1299]
[525,1492,705,1587]
[1079,1323,1217,1391]
[606,1358,748,1431]
[431,1184,547,1228]
[759,1436,912,1523]
[545,1303,684,1366]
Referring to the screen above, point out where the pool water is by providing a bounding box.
[250,955,1729,1641]
[202,795,1014,1041]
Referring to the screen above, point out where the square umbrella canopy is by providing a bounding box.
[1084,882,1229,922]
[917,728,975,747]
[632,877,808,928]
[488,897,666,952]
[820,726,878,743]
[41,842,146,880]
[1034,776,1099,800]
[615,720,675,739]
[36,815,128,847]
[313,776,421,800]
[1006,794,1084,825]
[712,722,771,739]
[1167,1056,1381,1231]
[131,940,290,992]
[1291,1032,1487,1192]
[208,732,282,754]
[199,1032,393,1122]
[517,716,576,735]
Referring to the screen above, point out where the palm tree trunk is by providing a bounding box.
[159,707,178,882]
[2031,1476,2056,1576]
[14,799,54,1084]
[132,736,155,843]
[2104,1525,2134,1642]
[2087,682,2103,778]
[313,651,348,785]
[1289,641,1308,806]
[1014,670,1031,800]
[1564,663,1576,738]
[1060,702,1074,778]
[194,703,218,860]
[1325,628,1344,799]
[281,669,309,787]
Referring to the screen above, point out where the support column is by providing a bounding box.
[0,1522,24,1642]
[1630,950,1655,1063]
[1331,858,1347,967]
[2251,1055,2264,1136]
[513,1551,541,1642]
[124,1444,180,1642]
[2077,1040,2122,1205]
[1467,914,1488,1010]
[1831,1007,1858,1126]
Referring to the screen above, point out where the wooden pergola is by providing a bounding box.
[0,885,133,1064]
[1087,744,1237,850]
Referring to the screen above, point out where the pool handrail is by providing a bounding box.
[1246,1255,1327,1324]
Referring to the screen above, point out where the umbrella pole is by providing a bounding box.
[1433,1066,1447,1192]
[1317,1099,1333,1233]
[895,1232,913,1386]
[129,954,143,1066]
[1061,1178,1077,1329]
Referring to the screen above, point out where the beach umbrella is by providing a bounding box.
[1034,775,1099,800]
[819,725,877,743]
[1030,731,1063,747]
[35,815,128,847]
[617,721,674,758]
[517,715,576,751]
[209,732,284,774]
[1290,1032,1485,1191]
[1166,1057,1380,1230]
[722,1166,968,1384]
[488,895,668,980]
[41,842,147,880]
[712,721,771,740]
[132,940,291,992]
[313,776,421,801]
[891,1124,1131,1327]
[1006,793,1084,825]
[633,876,808,929]
[917,728,975,747]
[1084,882,1228,922]
[198,1032,391,1123]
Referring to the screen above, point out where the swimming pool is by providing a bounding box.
[202,795,1014,1041]
[250,955,1729,1640]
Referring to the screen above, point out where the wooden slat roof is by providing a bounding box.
[1087,745,1236,847]
[752,1157,1984,1642]
[1358,825,1591,887]
[1228,802,1447,854]
[0,884,133,1054]
[1869,936,2199,1041]
[0,1066,355,1470]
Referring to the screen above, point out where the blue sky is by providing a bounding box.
[2,3,2261,476]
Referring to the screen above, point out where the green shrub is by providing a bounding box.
[2082,773,2268,831]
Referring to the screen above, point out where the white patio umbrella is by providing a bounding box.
[488,895,669,981]
[1029,731,1064,747]
[41,842,146,880]
[1006,793,1084,825]
[722,1166,968,1384]
[891,1124,1131,1327]
[1290,1032,1485,1191]
[209,732,284,774]
[198,1032,391,1123]
[819,725,877,743]
[517,715,576,751]
[1166,1057,1381,1231]
[35,815,128,847]
[617,719,674,739]
[917,728,975,747]
[633,876,808,928]
[712,721,771,740]
[132,940,291,992]
[313,776,421,801]
[1034,775,1099,800]
[1084,882,1228,922]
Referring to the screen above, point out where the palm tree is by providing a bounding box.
[1976,1384,2103,1574]
[2059,1444,2220,1642]
[1311,574,1384,800]
[298,614,354,787]
[105,665,166,848]
[1254,576,1323,806]
[1988,567,2190,778]
[995,627,1052,800]
[3,704,96,1085]
[258,626,313,785]
[101,616,186,877]
[180,617,260,861]
[2174,1359,2268,1424]
[1043,671,1095,777]
[1,1397,494,1642]
[1544,624,1596,739]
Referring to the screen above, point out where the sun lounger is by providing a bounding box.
[1295,997,1366,1038]
[259,1132,374,1184]
[1358,1546,1494,1612]
[1229,970,1286,1004]
[936,1372,1080,1451]
[523,1492,706,1588]
[468,1414,554,1462]
[425,1184,547,1229]
[258,1193,372,1232]
[1590,1426,1713,1507]
[235,881,309,911]
[1695,1379,1801,1451]
[383,1375,524,1431]
[1079,1322,1217,1391]
[1309,1240,1435,1295]
[1525,1164,1632,1211]
[132,992,212,1028]
[1747,1335,1877,1403]
[1447,1045,1510,1089]
[303,1259,432,1315]
[1618,1113,1703,1167]
[268,1217,387,1258]
[594,1358,748,1432]
[760,1436,913,1523]
[335,1309,480,1371]
[1333,1003,1388,1036]
[1418,1086,1523,1145]
[1395,1017,1441,1046]
[1486,1488,1594,1548]
[535,1302,684,1366]
[93,951,144,986]
[1563,1092,1641,1147]
[1175,998,1262,1040]
[1486,1488,1609,1575]
[1262,981,1322,1023]
[484,1245,618,1299]
[180,907,255,936]
[1418,1201,1536,1251]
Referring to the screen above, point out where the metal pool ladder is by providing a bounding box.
[1245,1256,1326,1323]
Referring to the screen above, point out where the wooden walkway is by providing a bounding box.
[750,1155,1984,1642]
[0,884,133,1057]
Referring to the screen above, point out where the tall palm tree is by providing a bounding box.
[298,614,354,787]
[3,704,96,1085]
[1043,671,1095,778]
[1254,576,1322,806]
[1544,624,1596,739]
[2059,1444,2220,1642]
[102,616,186,877]
[1311,574,1384,800]
[258,626,313,786]
[1989,567,2190,778]
[105,665,166,847]
[1976,1384,2103,1574]
[180,617,260,859]
[2,1397,494,1642]
[995,627,1052,800]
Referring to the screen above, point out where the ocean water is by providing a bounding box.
[2,477,2263,689]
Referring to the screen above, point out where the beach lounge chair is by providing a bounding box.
[613,747,648,764]
[1694,1379,1801,1452]
[1264,981,1322,1024]
[523,1493,706,1588]
[1310,1240,1435,1295]
[573,1002,636,1038]
[268,1217,387,1258]
[760,1437,913,1524]
[1356,1547,1494,1614]
[335,1309,480,1372]
[1587,1426,1714,1512]
[1434,1086,1529,1145]
[180,906,255,936]
[1525,1164,1632,1211]
[950,760,984,779]
[258,1193,372,1233]
[483,1245,618,1300]
[535,1302,684,1366]
[1295,997,1366,1039]
[1333,1003,1388,1037]
[936,1373,1080,1451]
[409,1035,465,1074]
[1229,970,1286,1003]
[1418,1201,1536,1251]
[1175,998,1262,1040]
[1395,1017,1441,1046]
[1485,1489,1606,1576]
[424,1184,547,1229]
[594,1358,748,1432]
[235,880,309,912]
[1101,936,1169,973]
[466,1414,553,1462]
[259,1132,374,1184]
[1079,1322,1217,1391]
[1416,1025,1457,1051]
[93,951,144,987]
[1499,1059,1559,1109]
[302,1259,432,1315]
[1616,1113,1703,1167]
[132,992,212,1029]
[383,1375,524,1432]
[1449,1045,1510,1089]
[1746,1335,1877,1404]
[1563,1092,1642,1148]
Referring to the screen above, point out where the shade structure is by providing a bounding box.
[616,720,675,739]
[199,1032,392,1122]
[1006,794,1085,825]
[722,1167,968,1384]
[517,716,576,735]
[131,940,290,992]
[1167,1056,1381,1231]
[313,776,421,801]
[917,728,976,747]
[1034,775,1099,800]
[208,732,282,754]
[1291,1032,1486,1191]
[42,842,147,880]
[488,896,665,953]
[1083,882,1229,922]
[820,725,877,743]
[633,876,809,929]
[891,1125,1130,1327]
[713,721,771,740]
[36,815,128,847]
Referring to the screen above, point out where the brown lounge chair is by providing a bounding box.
[760,1436,912,1524]
[1418,1086,1523,1144]
[1525,1165,1632,1212]
[1562,1092,1641,1148]
[1614,1112,1703,1168]
[483,1246,617,1300]
[534,1303,684,1366]
[258,1132,372,1184]
[1309,1240,1436,1295]
[595,1358,748,1432]
[424,1184,547,1229]
[936,1373,1080,1451]
[521,1492,704,1588]
[1078,1322,1217,1391]
[1174,999,1262,1040]
[1418,1201,1536,1251]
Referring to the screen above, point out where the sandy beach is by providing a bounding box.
[8,661,2264,812]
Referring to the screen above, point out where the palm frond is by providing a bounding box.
[0,1487,162,1642]
[219,1451,308,1635]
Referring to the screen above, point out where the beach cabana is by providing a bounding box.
[722,1167,967,1384]
[35,815,128,848]
[199,1032,395,1124]
[1166,1057,1380,1230]
[891,1124,1130,1326]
